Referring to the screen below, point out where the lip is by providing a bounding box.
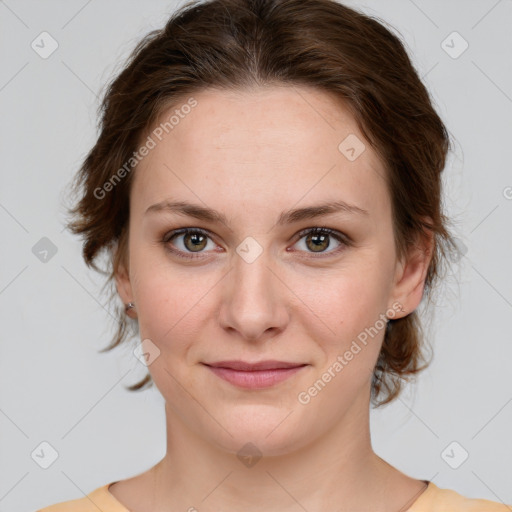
[205,360,306,371]
[203,360,308,389]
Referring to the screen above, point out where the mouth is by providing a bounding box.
[202,360,309,389]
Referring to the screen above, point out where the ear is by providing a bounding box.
[389,223,434,319]
[113,239,136,318]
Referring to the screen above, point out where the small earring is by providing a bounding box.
[125,302,136,313]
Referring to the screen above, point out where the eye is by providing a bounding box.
[290,227,349,256]
[162,226,350,260]
[162,228,218,259]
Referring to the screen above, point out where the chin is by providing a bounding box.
[205,405,315,458]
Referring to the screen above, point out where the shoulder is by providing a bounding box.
[35,482,127,512]
[408,482,511,512]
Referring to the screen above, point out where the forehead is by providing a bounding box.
[148,85,372,159]
[132,85,389,219]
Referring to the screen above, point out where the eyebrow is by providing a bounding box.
[145,199,369,225]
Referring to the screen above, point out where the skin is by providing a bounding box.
[113,85,433,512]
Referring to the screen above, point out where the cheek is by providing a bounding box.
[130,250,216,351]
[287,260,393,403]
[294,260,392,341]
[293,275,389,412]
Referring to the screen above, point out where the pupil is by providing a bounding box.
[185,233,206,251]
[308,233,329,252]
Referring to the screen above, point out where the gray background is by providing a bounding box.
[1,1,511,510]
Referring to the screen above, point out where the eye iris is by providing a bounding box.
[184,232,207,252]
[306,232,329,252]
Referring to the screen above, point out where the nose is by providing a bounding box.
[217,247,290,342]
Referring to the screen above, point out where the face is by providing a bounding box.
[116,85,430,456]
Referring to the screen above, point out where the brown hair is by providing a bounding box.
[65,0,456,406]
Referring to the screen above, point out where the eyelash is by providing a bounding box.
[161,227,350,260]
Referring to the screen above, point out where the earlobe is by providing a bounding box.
[115,264,137,318]
[113,232,137,318]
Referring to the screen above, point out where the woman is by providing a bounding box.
[37,0,510,510]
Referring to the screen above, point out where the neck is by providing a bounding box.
[149,394,418,512]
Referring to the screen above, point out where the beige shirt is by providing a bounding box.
[36,481,512,511]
